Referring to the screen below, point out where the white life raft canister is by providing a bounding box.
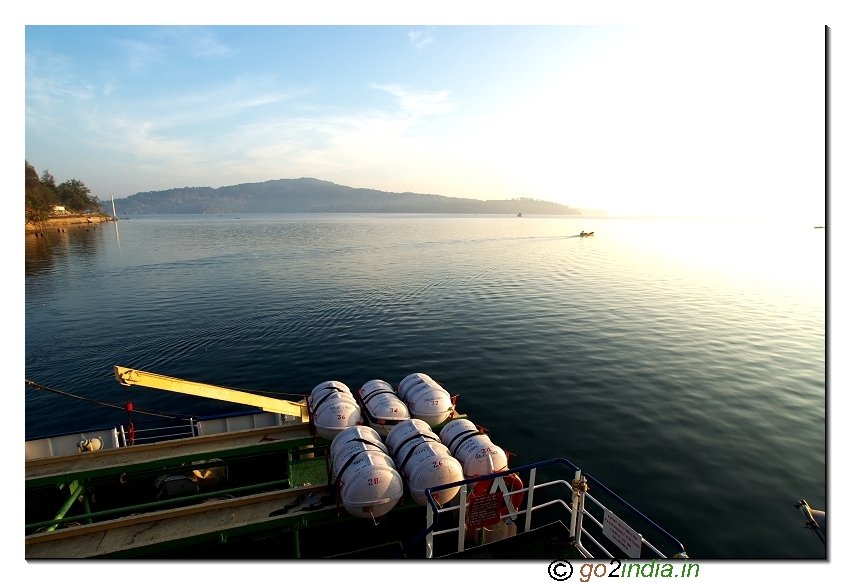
[308,381,362,440]
[358,380,409,437]
[440,419,509,477]
[330,425,386,459]
[402,379,453,427]
[455,434,508,478]
[391,434,463,506]
[398,373,435,400]
[392,435,445,477]
[332,440,391,478]
[439,419,481,456]
[406,449,464,506]
[332,440,404,519]
[311,380,352,398]
[385,418,435,455]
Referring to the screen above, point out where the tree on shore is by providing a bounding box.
[41,169,57,193]
[57,178,99,213]
[25,161,54,226]
[25,160,102,225]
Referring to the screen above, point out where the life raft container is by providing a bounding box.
[390,430,463,506]
[439,419,524,514]
[439,419,483,458]
[357,380,409,437]
[397,373,436,400]
[330,438,404,519]
[329,425,386,459]
[405,446,463,506]
[311,380,352,397]
[308,381,362,440]
[401,379,453,427]
[360,379,394,398]
[393,435,446,477]
[385,418,435,455]
[453,434,508,478]
[331,439,391,478]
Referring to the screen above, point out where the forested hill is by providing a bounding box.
[108,178,581,215]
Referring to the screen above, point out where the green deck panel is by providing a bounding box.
[289,456,333,488]
[26,434,334,534]
[26,478,293,531]
[26,434,327,489]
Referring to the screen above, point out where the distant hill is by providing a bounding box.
[105,178,582,215]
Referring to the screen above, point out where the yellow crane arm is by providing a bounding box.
[114,366,309,421]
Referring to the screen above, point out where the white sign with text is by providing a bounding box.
[602,509,643,558]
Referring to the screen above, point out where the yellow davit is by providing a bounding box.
[114,366,309,421]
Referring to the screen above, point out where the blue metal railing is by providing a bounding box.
[582,471,685,555]
[393,457,686,559]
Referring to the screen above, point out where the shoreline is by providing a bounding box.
[26,215,115,232]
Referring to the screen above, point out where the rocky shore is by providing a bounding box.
[26,215,115,232]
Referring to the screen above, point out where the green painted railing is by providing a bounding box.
[26,478,292,532]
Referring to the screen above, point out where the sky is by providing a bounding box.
[22,16,827,221]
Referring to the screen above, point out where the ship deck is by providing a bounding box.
[26,421,356,558]
[26,483,327,558]
[26,422,314,488]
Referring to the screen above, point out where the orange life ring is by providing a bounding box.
[470,472,525,516]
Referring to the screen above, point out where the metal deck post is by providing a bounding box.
[292,527,301,559]
[425,501,434,558]
[569,470,581,539]
[572,472,588,549]
[46,481,84,532]
[523,468,537,533]
[457,483,468,553]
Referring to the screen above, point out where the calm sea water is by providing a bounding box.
[24,214,825,559]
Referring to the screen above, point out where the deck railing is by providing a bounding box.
[396,458,687,559]
[119,418,197,445]
[28,409,285,452]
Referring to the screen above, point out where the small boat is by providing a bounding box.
[517,213,522,217]
[579,231,595,237]
[25,367,687,559]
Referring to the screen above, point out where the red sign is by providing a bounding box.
[466,492,502,529]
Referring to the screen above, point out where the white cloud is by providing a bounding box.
[25,51,96,133]
[146,79,317,128]
[105,116,206,166]
[370,83,456,118]
[190,30,233,58]
[407,30,434,49]
[114,38,165,72]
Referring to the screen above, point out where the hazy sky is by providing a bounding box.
[24,19,826,221]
